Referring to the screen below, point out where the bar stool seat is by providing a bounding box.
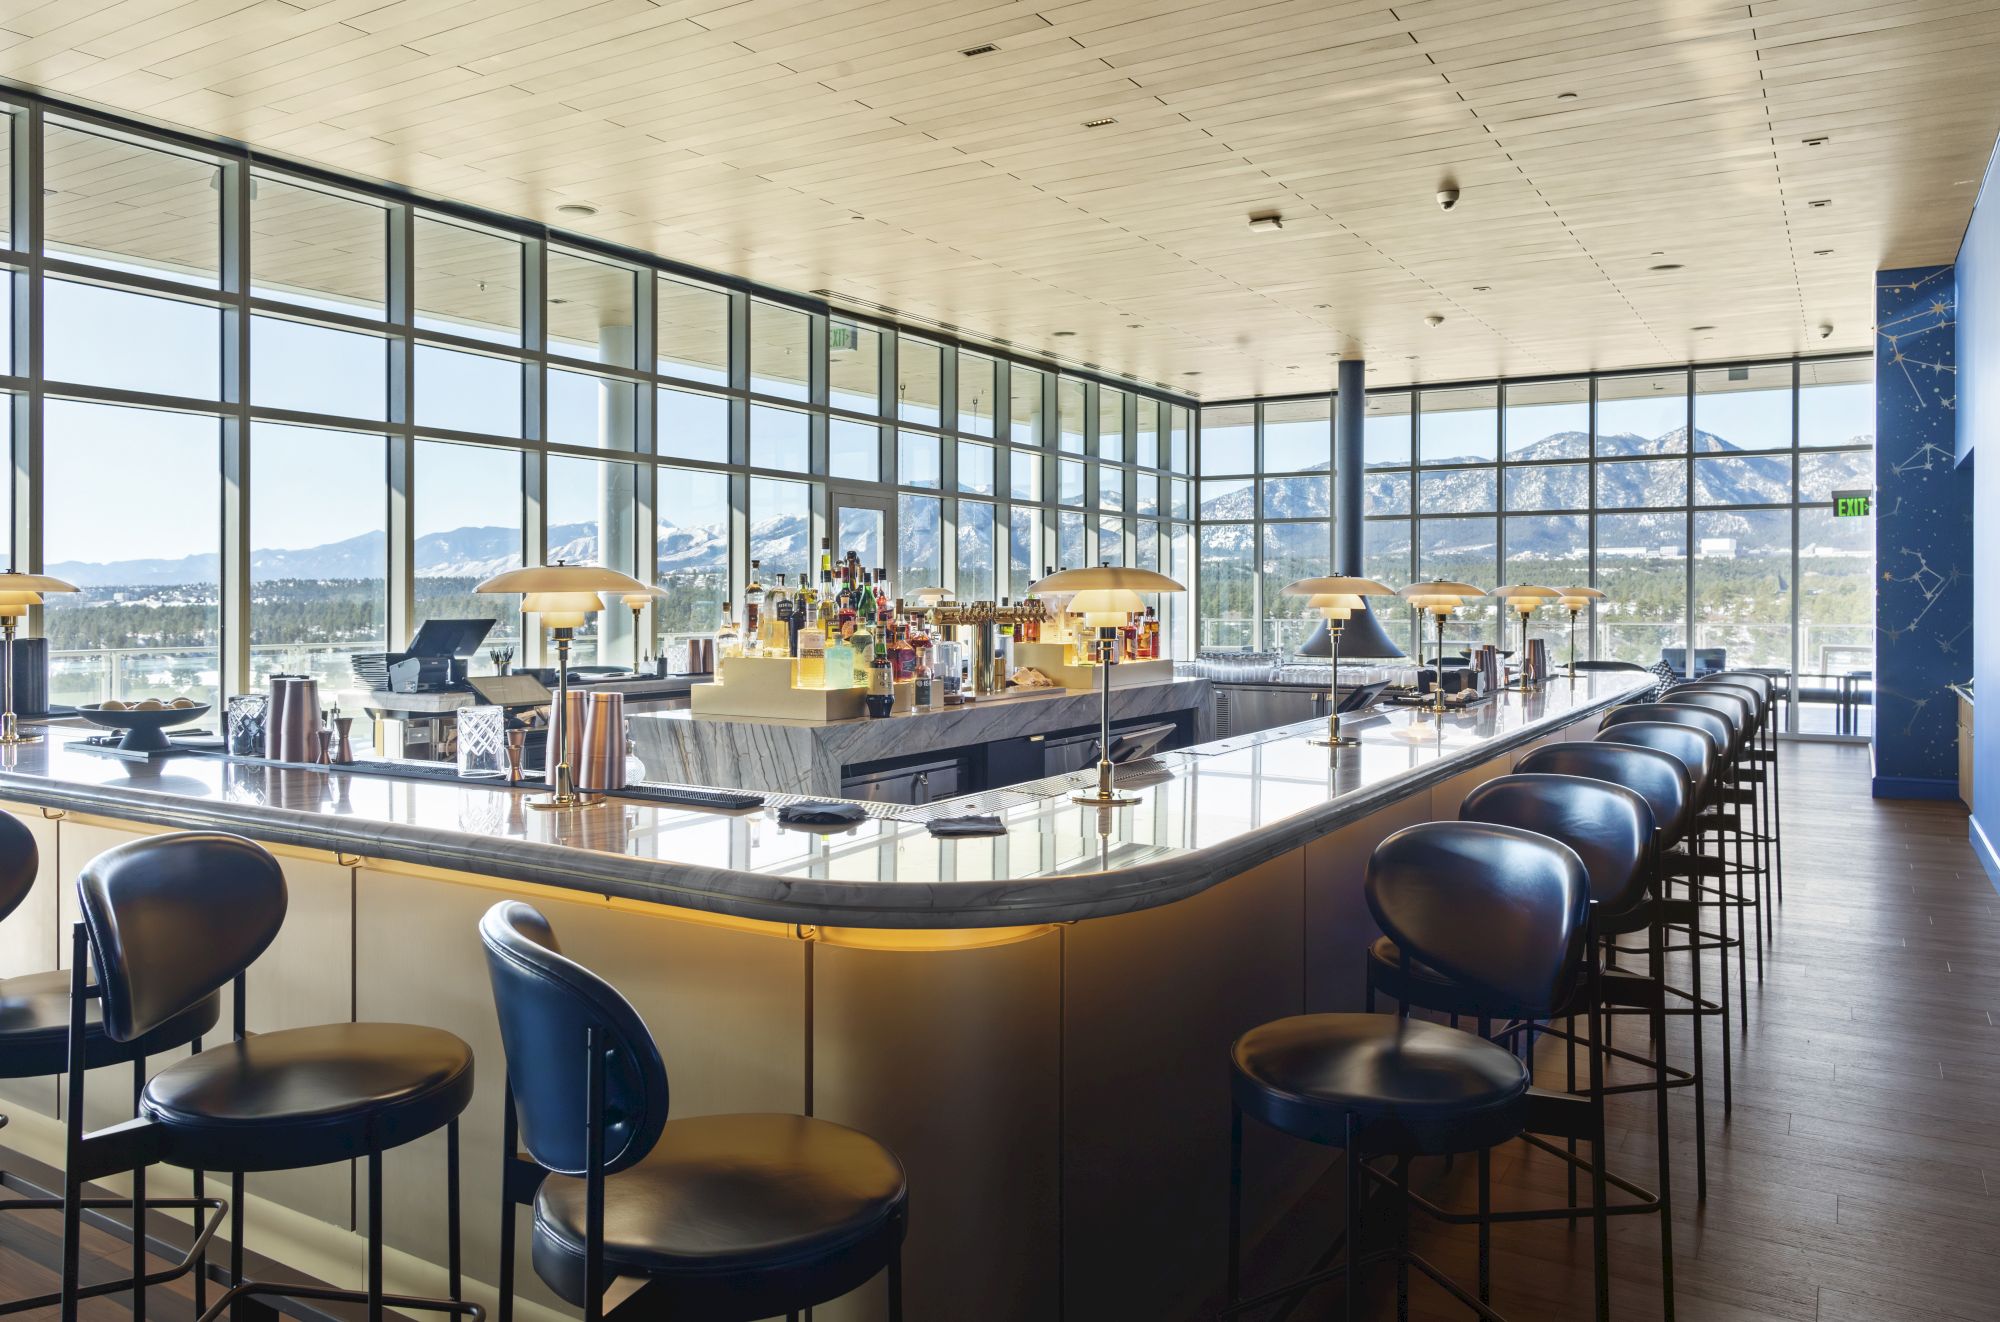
[1232,1014,1530,1155]
[0,970,219,1079]
[139,1022,474,1172]
[531,1112,906,1310]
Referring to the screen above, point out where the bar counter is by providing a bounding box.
[0,674,1647,1322]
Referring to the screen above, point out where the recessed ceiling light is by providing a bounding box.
[1082,117,1116,129]
[40,188,54,196]
[1649,250,1667,257]
[1556,91,1578,101]
[1424,314,1445,327]
[1807,198,1831,208]
[1472,285,1491,292]
[550,297,569,305]
[847,214,866,222]
[1690,324,1716,331]
[1802,135,1829,147]
[1313,303,1331,309]
[1650,263,1684,272]
[1127,323,1141,329]
[1814,248,1834,256]
[555,202,598,217]
[1247,212,1284,232]
[1955,179,1976,186]
[960,42,998,56]
[1052,330,1076,337]
[1182,370,1202,377]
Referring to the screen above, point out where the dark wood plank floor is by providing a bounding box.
[1289,740,1998,1321]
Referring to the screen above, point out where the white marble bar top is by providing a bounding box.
[0,676,1648,929]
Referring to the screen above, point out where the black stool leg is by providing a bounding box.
[1226,1104,1243,1304]
[230,1171,245,1321]
[1394,1158,1411,1322]
[887,1236,904,1322]
[1651,915,1678,1321]
[1688,870,1709,1201]
[498,1095,518,1322]
[131,1056,147,1322]
[367,1150,384,1322]
[447,1120,463,1303]
[1477,1148,1492,1305]
[1344,1112,1362,1322]
[1587,997,1611,1322]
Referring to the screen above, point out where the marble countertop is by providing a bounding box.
[0,676,1646,929]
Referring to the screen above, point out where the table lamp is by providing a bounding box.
[1029,565,1184,806]
[0,572,78,746]
[1396,579,1485,714]
[475,562,649,810]
[1487,584,1558,690]
[1554,586,1607,678]
[1282,576,1393,746]
[619,586,665,671]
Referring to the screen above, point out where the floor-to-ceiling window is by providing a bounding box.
[0,94,1195,717]
[1198,357,1875,732]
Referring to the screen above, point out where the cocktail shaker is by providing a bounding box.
[576,691,626,793]
[265,675,321,763]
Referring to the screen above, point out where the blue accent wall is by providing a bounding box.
[1873,267,1972,798]
[1962,135,2000,879]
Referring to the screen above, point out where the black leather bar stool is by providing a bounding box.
[0,810,227,1316]
[480,901,908,1322]
[1701,670,1784,903]
[1671,680,1776,935]
[60,832,480,1322]
[1689,674,1784,914]
[1227,822,1591,1322]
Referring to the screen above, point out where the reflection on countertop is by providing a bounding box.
[0,676,1649,929]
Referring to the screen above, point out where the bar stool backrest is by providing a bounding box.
[1366,821,1590,1020]
[75,832,286,1042]
[1460,774,1654,922]
[1591,722,1718,806]
[1659,692,1750,758]
[1686,677,1765,722]
[480,900,669,1178]
[1704,670,1775,704]
[1517,743,1691,848]
[0,809,37,926]
[1602,703,1734,768]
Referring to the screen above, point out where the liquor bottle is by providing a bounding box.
[892,625,917,682]
[914,655,934,708]
[795,625,825,689]
[717,601,741,660]
[857,571,877,621]
[792,574,814,656]
[1142,606,1160,659]
[820,537,834,581]
[997,598,1014,675]
[743,559,764,639]
[765,574,792,656]
[825,632,855,690]
[866,645,894,716]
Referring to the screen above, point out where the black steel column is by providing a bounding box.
[1335,358,1366,573]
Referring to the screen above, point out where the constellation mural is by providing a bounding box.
[1874,265,1973,796]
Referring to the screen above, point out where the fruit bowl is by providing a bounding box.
[76,701,211,753]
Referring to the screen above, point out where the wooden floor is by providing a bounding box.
[1280,740,1997,1322]
[0,742,1989,1321]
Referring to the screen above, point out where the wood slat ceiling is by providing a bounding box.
[3,0,1996,399]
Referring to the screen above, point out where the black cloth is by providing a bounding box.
[926,815,1006,838]
[776,801,869,830]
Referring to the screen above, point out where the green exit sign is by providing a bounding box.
[1833,490,1872,518]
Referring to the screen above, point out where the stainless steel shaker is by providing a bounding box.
[265,675,322,763]
[576,690,627,792]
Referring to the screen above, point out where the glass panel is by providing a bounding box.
[415,345,522,437]
[1799,450,1873,502]
[1594,511,1686,664]
[1419,467,1496,514]
[1058,510,1086,568]
[830,419,880,482]
[250,173,387,317]
[749,477,812,586]
[1596,371,1687,455]
[45,123,219,286]
[750,301,810,401]
[46,280,219,399]
[829,322,881,413]
[1136,520,1160,571]
[1694,363,1791,451]
[547,251,637,366]
[898,431,940,488]
[837,506,885,579]
[43,401,220,710]
[1136,400,1160,469]
[0,117,12,247]
[1502,380,1588,460]
[1418,516,1499,648]
[1169,478,1190,521]
[1797,507,1873,681]
[248,423,386,731]
[1058,458,1086,506]
[898,338,942,426]
[898,493,942,589]
[657,466,729,652]
[1694,508,1791,669]
[1099,466,1124,511]
[1365,392,1413,467]
[1502,462,1587,511]
[1097,386,1126,461]
[1264,398,1330,472]
[548,455,639,665]
[751,404,810,472]
[958,354,998,435]
[1166,524,1193,654]
[1136,471,1159,516]
[1098,515,1124,566]
[1262,521,1328,651]
[1057,379,1086,453]
[1200,477,1252,518]
[1009,507,1039,600]
[958,500,996,600]
[658,387,728,464]
[1366,471,1411,516]
[1364,519,1412,589]
[1799,358,1874,448]
[958,441,995,496]
[1503,514,1589,651]
[414,216,522,345]
[1694,454,1792,505]
[657,277,729,385]
[1595,459,1686,509]
[250,316,386,420]
[1010,449,1041,501]
[1198,524,1255,649]
[1201,404,1253,473]
[413,440,521,645]
[1419,386,1497,465]
[1263,474,1328,518]
[548,370,638,451]
[1011,367,1045,444]
[1168,406,1191,472]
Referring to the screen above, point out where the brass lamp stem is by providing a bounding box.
[1073,627,1137,807]
[532,627,601,811]
[1568,608,1580,682]
[1431,610,1449,715]
[0,618,23,746]
[1311,621,1355,747]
